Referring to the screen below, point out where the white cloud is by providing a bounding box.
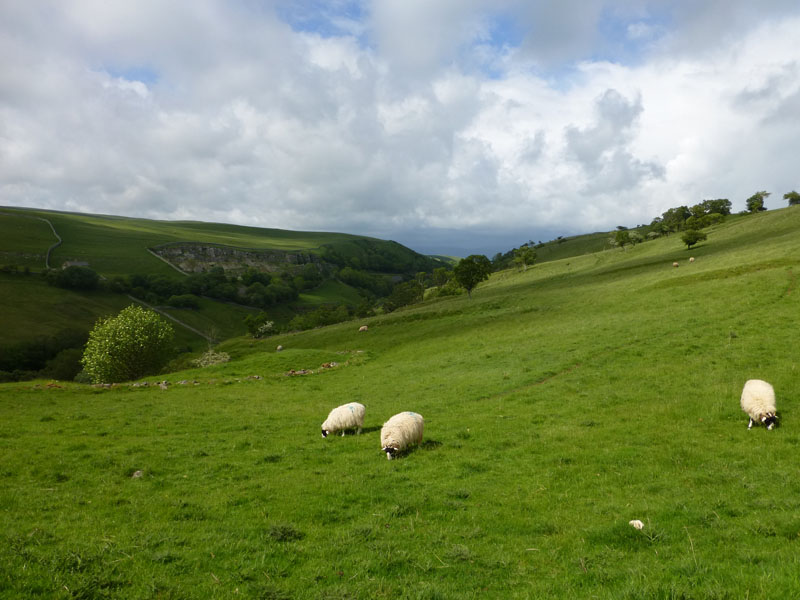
[1,1,800,256]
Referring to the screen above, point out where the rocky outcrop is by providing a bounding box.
[150,243,324,274]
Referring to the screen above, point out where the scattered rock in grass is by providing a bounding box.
[159,381,169,390]
[629,519,644,530]
[131,470,144,479]
[286,369,311,376]
[247,375,262,380]
[320,362,338,369]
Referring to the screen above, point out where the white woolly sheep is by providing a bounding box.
[672,262,679,268]
[689,257,695,263]
[321,402,365,438]
[359,325,368,332]
[740,379,777,430]
[380,411,424,460]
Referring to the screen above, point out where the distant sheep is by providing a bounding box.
[673,262,679,268]
[740,379,777,430]
[689,257,695,263]
[359,325,368,332]
[381,412,424,460]
[321,402,365,438]
[276,345,283,352]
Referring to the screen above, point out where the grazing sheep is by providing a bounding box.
[359,325,368,332]
[629,520,644,530]
[689,257,695,263]
[740,379,777,430]
[321,402,366,438]
[672,262,679,268]
[276,345,283,352]
[381,412,424,460]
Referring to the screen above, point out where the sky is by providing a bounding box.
[2,1,800,257]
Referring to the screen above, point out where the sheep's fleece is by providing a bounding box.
[321,402,365,437]
[740,379,777,429]
[380,411,424,459]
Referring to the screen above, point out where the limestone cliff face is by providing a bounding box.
[151,243,324,274]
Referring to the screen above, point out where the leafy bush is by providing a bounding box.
[81,305,175,383]
[244,312,275,338]
[288,304,350,331]
[45,266,100,290]
[191,349,231,368]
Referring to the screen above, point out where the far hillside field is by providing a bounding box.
[0,207,440,351]
[1,206,798,598]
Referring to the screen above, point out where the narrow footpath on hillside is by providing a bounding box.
[19,212,216,345]
[0,211,62,269]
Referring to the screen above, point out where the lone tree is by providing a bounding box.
[514,246,537,271]
[681,229,707,250]
[81,305,175,383]
[614,229,631,249]
[746,191,770,213]
[784,190,800,206]
[454,254,492,299]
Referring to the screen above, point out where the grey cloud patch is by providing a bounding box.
[565,89,664,192]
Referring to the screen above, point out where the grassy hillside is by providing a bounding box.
[0,207,440,355]
[1,207,799,598]
[0,207,388,277]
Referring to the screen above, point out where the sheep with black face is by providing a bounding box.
[741,379,777,430]
[380,411,424,459]
[321,402,365,438]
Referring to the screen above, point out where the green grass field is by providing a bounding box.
[1,207,799,598]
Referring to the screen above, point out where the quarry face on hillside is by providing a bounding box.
[151,243,324,274]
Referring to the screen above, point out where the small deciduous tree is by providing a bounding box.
[514,246,537,271]
[81,305,175,383]
[746,191,770,213]
[614,229,631,249]
[453,255,492,299]
[784,190,800,206]
[681,229,707,249]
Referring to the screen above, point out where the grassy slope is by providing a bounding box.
[0,212,58,269]
[0,207,366,277]
[0,208,385,347]
[1,207,799,598]
[0,274,134,345]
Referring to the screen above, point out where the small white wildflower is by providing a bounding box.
[629,519,644,530]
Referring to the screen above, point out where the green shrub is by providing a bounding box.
[191,349,231,368]
[45,266,100,290]
[81,305,175,383]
